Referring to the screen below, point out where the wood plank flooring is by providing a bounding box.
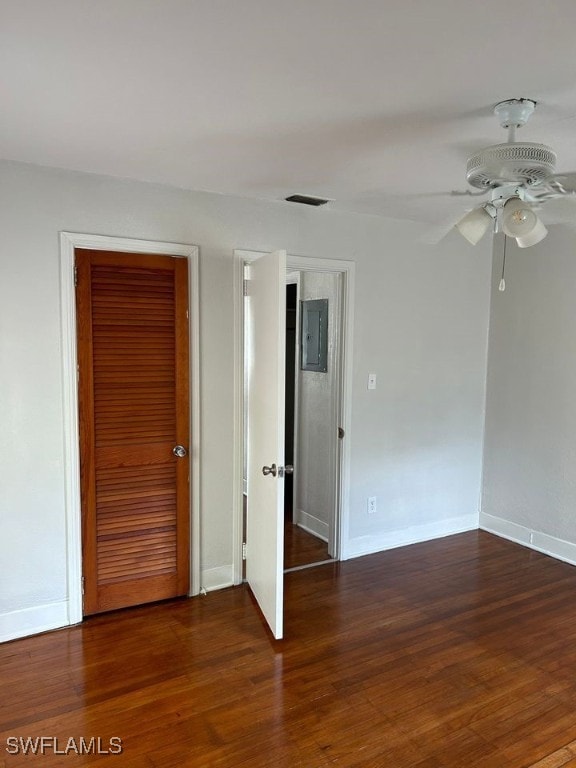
[3,531,576,766]
[284,521,331,570]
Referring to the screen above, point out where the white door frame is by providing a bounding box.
[232,250,355,583]
[60,232,201,626]
[285,271,301,526]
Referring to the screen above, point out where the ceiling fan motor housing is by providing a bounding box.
[466,143,556,189]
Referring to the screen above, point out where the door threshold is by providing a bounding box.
[284,558,337,574]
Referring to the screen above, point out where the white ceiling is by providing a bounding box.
[3,0,576,228]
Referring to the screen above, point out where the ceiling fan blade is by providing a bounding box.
[538,196,576,226]
[547,172,576,194]
[420,208,477,245]
[529,172,576,200]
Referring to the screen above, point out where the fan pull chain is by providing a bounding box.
[499,235,507,292]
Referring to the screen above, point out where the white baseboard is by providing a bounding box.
[201,565,235,593]
[1,566,237,642]
[480,513,576,567]
[343,513,479,560]
[295,509,329,542]
[0,600,70,644]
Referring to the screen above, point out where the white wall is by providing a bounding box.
[295,271,340,541]
[0,160,491,641]
[344,226,491,557]
[481,229,576,564]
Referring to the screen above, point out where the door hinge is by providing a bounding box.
[242,542,247,561]
[74,265,78,287]
[338,426,345,439]
[81,576,85,595]
[243,279,249,297]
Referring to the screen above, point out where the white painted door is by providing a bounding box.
[245,249,286,639]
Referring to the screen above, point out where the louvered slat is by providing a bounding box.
[92,263,176,584]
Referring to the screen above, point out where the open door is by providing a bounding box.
[245,249,287,639]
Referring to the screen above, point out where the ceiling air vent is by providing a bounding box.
[284,194,331,207]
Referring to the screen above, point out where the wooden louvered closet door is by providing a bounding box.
[76,249,190,615]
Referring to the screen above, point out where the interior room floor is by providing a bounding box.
[3,531,576,767]
[284,521,332,570]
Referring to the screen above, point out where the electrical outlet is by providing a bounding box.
[367,496,377,514]
[368,373,377,390]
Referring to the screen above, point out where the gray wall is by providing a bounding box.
[347,225,491,555]
[0,160,491,640]
[481,229,576,560]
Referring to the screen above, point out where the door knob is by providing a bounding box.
[173,445,188,458]
[262,464,293,478]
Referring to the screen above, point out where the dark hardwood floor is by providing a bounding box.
[3,531,576,766]
[284,521,331,570]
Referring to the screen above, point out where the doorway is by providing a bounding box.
[234,250,355,587]
[283,273,341,571]
[60,233,200,627]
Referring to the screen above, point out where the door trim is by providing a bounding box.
[233,250,355,583]
[60,232,200,626]
[285,272,301,525]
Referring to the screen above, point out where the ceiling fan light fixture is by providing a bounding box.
[455,206,493,245]
[515,217,548,248]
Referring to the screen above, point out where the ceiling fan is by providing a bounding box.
[450,98,576,247]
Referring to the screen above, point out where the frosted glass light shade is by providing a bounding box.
[502,198,538,237]
[502,197,548,247]
[455,206,493,245]
[516,217,548,248]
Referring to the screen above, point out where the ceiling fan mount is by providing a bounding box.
[493,98,536,129]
